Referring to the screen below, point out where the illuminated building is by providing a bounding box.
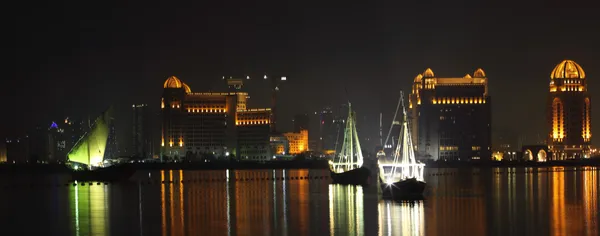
[547,59,591,159]
[0,141,6,162]
[161,76,272,160]
[236,109,272,159]
[521,145,548,162]
[409,68,491,161]
[270,134,289,155]
[132,104,152,159]
[67,107,113,167]
[47,121,68,162]
[283,129,309,155]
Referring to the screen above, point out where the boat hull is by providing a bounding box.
[330,166,371,186]
[380,178,426,198]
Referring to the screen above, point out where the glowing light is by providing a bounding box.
[163,76,183,88]
[182,83,192,93]
[551,59,585,79]
[67,108,112,167]
[552,98,564,140]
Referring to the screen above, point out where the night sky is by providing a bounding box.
[10,2,600,152]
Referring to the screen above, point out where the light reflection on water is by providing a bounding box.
[0,167,598,236]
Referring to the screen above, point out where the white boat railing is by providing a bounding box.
[379,163,425,184]
[378,91,426,184]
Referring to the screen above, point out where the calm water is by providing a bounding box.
[0,167,598,236]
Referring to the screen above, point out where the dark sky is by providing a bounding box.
[9,1,600,151]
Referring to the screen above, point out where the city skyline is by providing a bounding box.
[9,3,600,150]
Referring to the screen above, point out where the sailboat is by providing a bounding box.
[329,102,371,186]
[379,92,426,197]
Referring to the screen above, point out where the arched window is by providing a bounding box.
[552,98,564,141]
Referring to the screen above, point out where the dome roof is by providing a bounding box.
[464,74,472,79]
[423,68,434,77]
[163,76,183,88]
[183,83,191,93]
[414,74,423,82]
[551,60,585,79]
[473,68,486,77]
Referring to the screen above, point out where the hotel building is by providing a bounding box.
[161,76,272,160]
[408,68,492,161]
[547,60,591,159]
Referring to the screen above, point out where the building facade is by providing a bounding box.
[318,107,334,152]
[547,59,591,159]
[409,68,492,161]
[161,76,272,161]
[284,129,309,155]
[132,104,152,159]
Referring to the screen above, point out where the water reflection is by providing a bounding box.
[69,183,109,236]
[2,167,599,236]
[328,185,364,235]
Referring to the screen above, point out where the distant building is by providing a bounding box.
[105,122,118,159]
[547,60,591,159]
[293,114,310,133]
[47,121,68,162]
[161,76,272,161]
[409,68,492,161]
[318,107,334,152]
[236,109,272,160]
[270,134,290,156]
[6,136,30,163]
[132,104,152,159]
[284,129,309,155]
[0,141,6,162]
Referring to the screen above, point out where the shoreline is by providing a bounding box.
[0,159,599,182]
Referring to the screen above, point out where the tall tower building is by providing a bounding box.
[132,104,152,159]
[318,107,334,152]
[409,68,492,161]
[547,59,591,159]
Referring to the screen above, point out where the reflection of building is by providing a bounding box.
[283,130,309,155]
[67,107,113,167]
[161,76,272,160]
[132,104,152,159]
[547,60,591,160]
[409,68,492,161]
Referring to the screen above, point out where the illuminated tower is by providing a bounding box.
[547,59,591,160]
[409,68,491,161]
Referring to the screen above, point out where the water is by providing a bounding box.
[0,167,598,236]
